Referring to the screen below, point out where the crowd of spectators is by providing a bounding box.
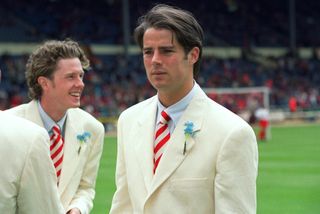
[1,51,320,117]
[1,0,320,47]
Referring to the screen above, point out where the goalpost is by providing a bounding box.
[204,86,270,109]
[204,86,271,140]
[204,87,271,140]
[203,86,270,122]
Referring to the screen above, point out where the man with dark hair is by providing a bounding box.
[6,39,105,214]
[110,4,258,214]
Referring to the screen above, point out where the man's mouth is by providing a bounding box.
[70,92,81,97]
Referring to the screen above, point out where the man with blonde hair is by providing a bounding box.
[6,39,105,214]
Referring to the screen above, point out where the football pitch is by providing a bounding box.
[91,123,320,214]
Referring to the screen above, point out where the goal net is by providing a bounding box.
[203,86,270,123]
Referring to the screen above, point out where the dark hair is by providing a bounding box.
[134,4,204,76]
[26,39,89,100]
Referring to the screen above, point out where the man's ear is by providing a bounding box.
[188,47,200,65]
[37,76,49,90]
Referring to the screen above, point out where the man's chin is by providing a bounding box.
[151,82,167,90]
[69,102,81,109]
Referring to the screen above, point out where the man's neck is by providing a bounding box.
[39,99,66,122]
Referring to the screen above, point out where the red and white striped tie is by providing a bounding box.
[50,125,64,183]
[154,110,171,173]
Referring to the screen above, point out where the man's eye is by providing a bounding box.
[162,49,173,54]
[143,50,152,55]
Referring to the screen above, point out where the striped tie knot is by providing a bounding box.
[154,110,171,173]
[50,125,64,184]
[51,125,61,138]
[159,110,171,125]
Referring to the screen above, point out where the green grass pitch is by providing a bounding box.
[91,124,320,213]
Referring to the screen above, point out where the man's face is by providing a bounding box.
[142,28,198,102]
[42,58,85,113]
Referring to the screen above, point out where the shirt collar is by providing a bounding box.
[37,100,67,132]
[156,81,200,129]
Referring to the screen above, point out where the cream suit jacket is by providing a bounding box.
[6,100,105,214]
[110,88,258,214]
[0,111,64,214]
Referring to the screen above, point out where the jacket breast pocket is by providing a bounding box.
[167,178,214,213]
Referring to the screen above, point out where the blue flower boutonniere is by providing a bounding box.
[183,121,198,155]
[77,131,91,154]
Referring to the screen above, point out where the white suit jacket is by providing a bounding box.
[6,100,105,214]
[110,88,258,214]
[0,111,64,214]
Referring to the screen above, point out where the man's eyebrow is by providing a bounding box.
[159,45,175,49]
[64,70,84,75]
[143,45,175,50]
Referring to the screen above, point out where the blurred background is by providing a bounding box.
[1,0,320,130]
[0,1,320,213]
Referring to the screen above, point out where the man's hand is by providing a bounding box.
[67,208,81,214]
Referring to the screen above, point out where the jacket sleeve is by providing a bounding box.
[214,124,258,214]
[18,128,65,214]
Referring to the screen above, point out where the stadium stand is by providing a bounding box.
[1,0,320,130]
[1,0,320,46]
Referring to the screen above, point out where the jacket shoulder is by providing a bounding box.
[0,112,47,139]
[5,103,29,116]
[119,96,156,120]
[68,108,105,131]
[205,96,252,128]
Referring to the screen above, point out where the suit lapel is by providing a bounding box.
[134,98,158,191]
[58,110,81,194]
[148,90,206,195]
